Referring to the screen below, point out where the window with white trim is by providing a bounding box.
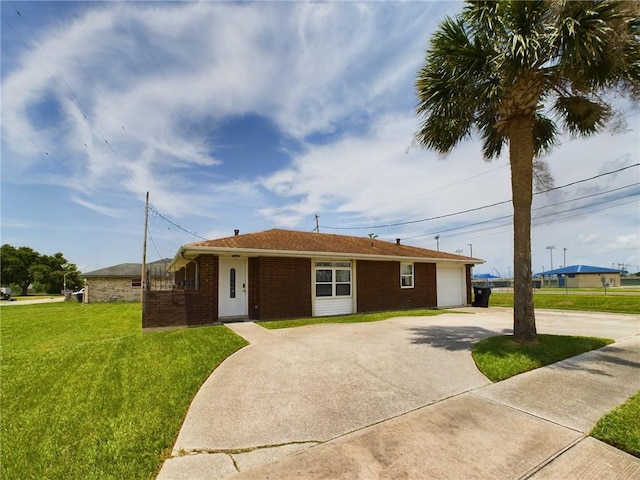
[315,261,352,297]
[400,263,414,288]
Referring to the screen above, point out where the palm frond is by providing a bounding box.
[553,95,612,136]
[532,113,558,155]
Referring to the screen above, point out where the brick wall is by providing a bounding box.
[142,254,450,328]
[249,257,312,320]
[357,260,437,312]
[192,255,218,323]
[142,256,219,328]
[85,278,141,303]
[143,289,186,328]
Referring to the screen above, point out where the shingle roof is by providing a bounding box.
[83,258,171,277]
[538,265,623,276]
[184,229,478,262]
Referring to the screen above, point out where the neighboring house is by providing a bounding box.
[83,258,172,303]
[538,265,622,288]
[143,229,483,329]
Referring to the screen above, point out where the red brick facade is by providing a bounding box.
[249,257,312,320]
[143,255,469,329]
[143,255,219,329]
[356,260,437,312]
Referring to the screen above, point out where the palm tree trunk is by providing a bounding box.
[508,116,537,343]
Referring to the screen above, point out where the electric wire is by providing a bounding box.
[320,162,639,231]
[404,186,639,241]
[5,2,142,191]
[148,206,208,240]
[147,225,165,261]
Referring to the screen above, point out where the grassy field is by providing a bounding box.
[1,302,247,480]
[489,290,640,314]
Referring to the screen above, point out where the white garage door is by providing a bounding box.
[437,266,466,307]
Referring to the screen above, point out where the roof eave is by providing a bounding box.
[168,245,483,271]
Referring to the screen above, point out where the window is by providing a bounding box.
[229,268,236,298]
[131,278,142,288]
[400,263,414,288]
[315,261,352,297]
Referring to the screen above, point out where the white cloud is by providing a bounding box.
[1,0,637,274]
[2,1,455,219]
[70,195,121,218]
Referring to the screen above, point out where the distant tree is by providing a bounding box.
[1,245,40,295]
[416,0,639,343]
[1,244,80,295]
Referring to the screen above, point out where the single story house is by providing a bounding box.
[142,229,483,329]
[538,265,622,288]
[83,258,172,303]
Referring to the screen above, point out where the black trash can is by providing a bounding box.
[472,287,491,307]
[76,292,84,303]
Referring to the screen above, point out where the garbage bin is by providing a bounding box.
[76,292,84,303]
[472,287,491,308]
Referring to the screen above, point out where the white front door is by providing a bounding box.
[218,257,247,317]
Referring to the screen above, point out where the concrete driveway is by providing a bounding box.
[157,308,639,479]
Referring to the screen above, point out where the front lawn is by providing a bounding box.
[591,391,640,458]
[1,302,247,480]
[260,308,456,329]
[471,334,613,382]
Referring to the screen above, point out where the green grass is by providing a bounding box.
[591,391,640,458]
[1,302,247,480]
[471,334,613,382]
[260,308,457,329]
[489,291,640,314]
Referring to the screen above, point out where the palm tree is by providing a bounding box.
[416,0,639,343]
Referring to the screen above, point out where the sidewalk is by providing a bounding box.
[0,296,65,306]
[157,310,640,479]
[230,337,640,479]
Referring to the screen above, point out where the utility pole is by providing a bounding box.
[141,192,149,303]
[468,243,473,258]
[314,214,320,233]
[563,247,567,268]
[435,235,440,251]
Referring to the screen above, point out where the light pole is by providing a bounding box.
[435,235,440,251]
[63,272,71,296]
[563,247,567,268]
[468,243,473,258]
[546,245,555,271]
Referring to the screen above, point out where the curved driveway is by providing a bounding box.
[158,308,639,479]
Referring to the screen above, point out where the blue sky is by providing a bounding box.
[2,0,639,276]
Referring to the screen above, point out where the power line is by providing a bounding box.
[148,206,208,240]
[320,162,639,231]
[5,2,142,191]
[404,185,639,241]
[146,226,165,261]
